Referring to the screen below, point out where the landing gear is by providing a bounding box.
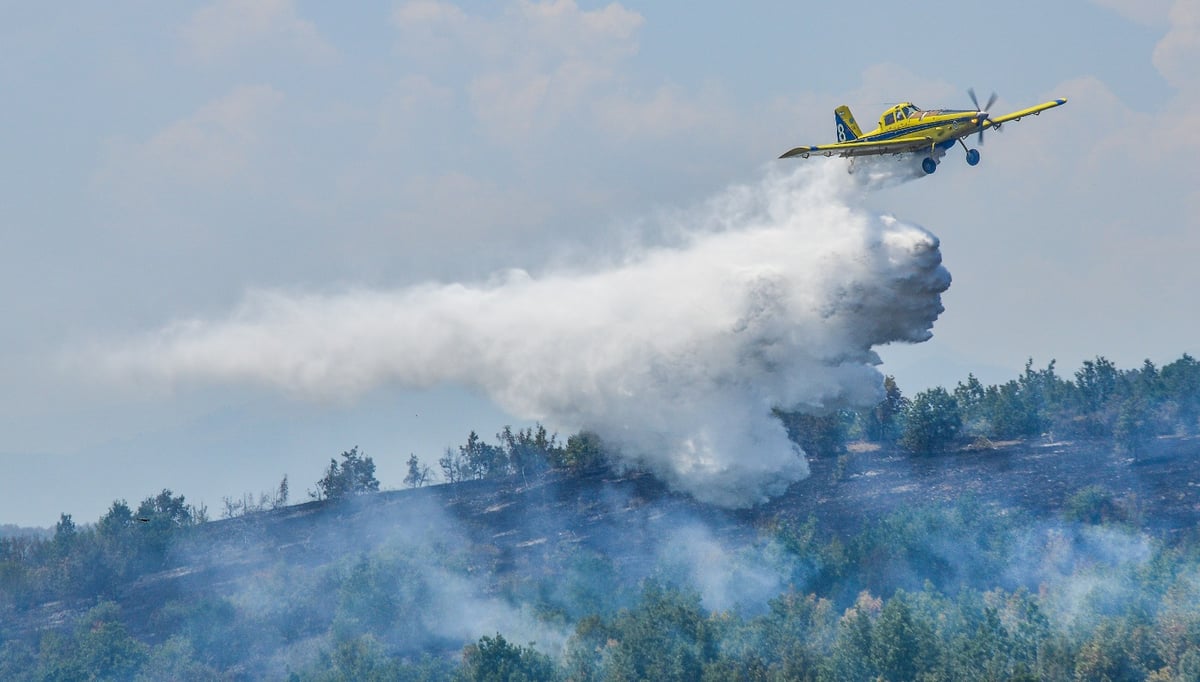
[958,138,981,167]
[921,157,937,175]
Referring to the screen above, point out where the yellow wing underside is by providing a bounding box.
[780,98,1066,160]
[780,137,933,159]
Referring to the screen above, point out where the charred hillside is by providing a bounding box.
[4,431,1200,679]
[13,435,1200,640]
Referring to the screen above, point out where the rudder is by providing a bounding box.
[834,105,862,142]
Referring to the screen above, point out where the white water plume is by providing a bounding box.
[850,153,941,189]
[99,163,950,507]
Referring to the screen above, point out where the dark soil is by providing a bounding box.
[776,435,1200,538]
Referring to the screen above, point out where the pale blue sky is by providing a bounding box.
[2,1,1197,525]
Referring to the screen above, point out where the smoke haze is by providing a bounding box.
[98,163,950,506]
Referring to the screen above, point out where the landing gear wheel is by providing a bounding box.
[921,157,937,174]
[966,148,980,166]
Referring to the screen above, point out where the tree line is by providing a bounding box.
[778,353,1200,457]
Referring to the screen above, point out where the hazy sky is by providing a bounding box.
[2,0,1196,526]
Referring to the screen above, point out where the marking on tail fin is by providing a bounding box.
[834,105,863,141]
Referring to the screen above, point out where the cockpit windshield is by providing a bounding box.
[884,104,923,126]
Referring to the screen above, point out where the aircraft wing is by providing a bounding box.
[985,98,1067,128]
[780,98,1066,160]
[779,137,934,159]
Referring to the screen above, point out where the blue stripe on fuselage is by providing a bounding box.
[859,113,977,143]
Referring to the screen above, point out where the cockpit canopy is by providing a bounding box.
[881,103,921,127]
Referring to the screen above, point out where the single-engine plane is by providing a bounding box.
[779,89,1066,174]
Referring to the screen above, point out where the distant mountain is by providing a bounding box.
[0,524,49,540]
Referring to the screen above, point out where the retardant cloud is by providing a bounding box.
[98,163,950,507]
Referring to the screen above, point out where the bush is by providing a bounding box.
[900,388,962,454]
[1063,486,1126,525]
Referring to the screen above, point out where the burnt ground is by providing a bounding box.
[421,434,1200,564]
[12,435,1200,643]
[770,435,1200,538]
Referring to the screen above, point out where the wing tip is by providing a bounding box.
[779,146,815,159]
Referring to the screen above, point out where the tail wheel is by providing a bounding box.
[921,157,937,174]
[966,149,981,166]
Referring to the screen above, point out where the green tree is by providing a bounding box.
[1114,396,1156,455]
[1073,617,1161,682]
[52,514,77,558]
[334,557,403,640]
[0,641,36,681]
[460,431,507,480]
[598,582,717,682]
[955,373,989,435]
[152,597,252,671]
[331,554,431,647]
[97,501,134,540]
[775,409,851,458]
[94,500,137,587]
[561,614,610,682]
[864,375,907,442]
[1162,353,1200,434]
[275,474,290,508]
[1179,648,1200,682]
[1063,485,1126,525]
[303,635,407,682]
[870,591,936,682]
[1133,359,1164,400]
[498,425,561,481]
[403,454,431,488]
[315,447,380,500]
[755,591,837,681]
[949,604,1016,682]
[37,601,148,681]
[134,636,220,682]
[133,489,194,570]
[1075,356,1121,413]
[821,594,879,682]
[459,634,556,682]
[987,367,1051,439]
[559,431,608,471]
[136,489,194,528]
[900,387,961,453]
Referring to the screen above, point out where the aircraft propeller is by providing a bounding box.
[968,88,998,144]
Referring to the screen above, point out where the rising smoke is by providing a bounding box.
[99,162,950,507]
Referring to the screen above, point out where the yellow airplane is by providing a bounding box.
[780,90,1066,174]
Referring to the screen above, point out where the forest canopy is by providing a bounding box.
[2,354,1199,680]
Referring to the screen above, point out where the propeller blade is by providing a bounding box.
[968,87,999,145]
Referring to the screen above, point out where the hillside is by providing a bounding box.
[4,433,1200,679]
[14,436,1200,635]
[784,435,1200,536]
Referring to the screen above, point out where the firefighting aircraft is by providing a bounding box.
[779,89,1066,174]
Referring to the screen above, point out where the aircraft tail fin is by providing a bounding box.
[834,105,863,142]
